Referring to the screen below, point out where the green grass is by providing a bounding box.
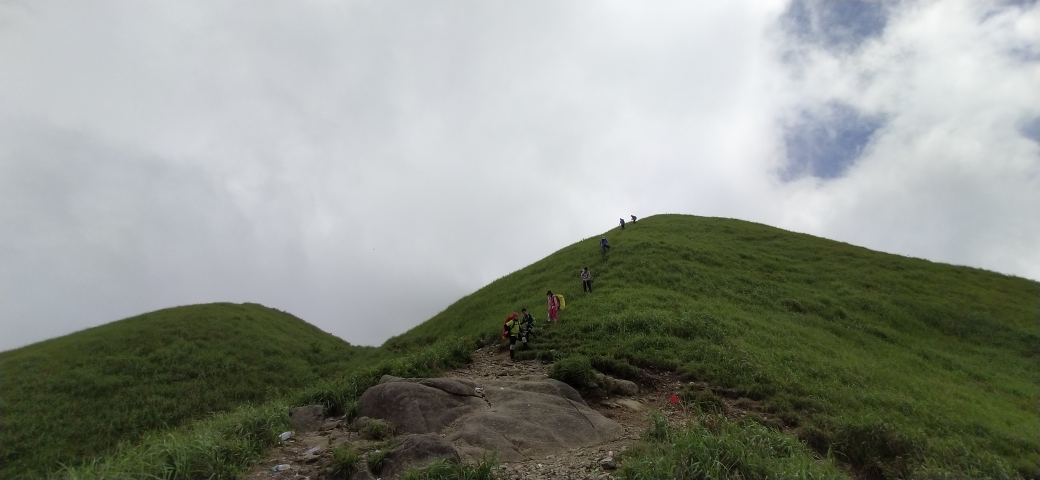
[6,214,1038,479]
[58,336,474,480]
[387,214,1039,478]
[0,302,381,479]
[402,456,498,480]
[620,412,847,479]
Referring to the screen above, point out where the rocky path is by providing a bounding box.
[246,346,702,480]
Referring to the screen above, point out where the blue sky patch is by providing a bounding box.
[782,0,889,51]
[783,102,884,180]
[1018,116,1040,143]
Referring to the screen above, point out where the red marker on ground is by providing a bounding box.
[669,394,679,403]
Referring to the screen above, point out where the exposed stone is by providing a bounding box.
[289,404,324,433]
[357,379,486,435]
[612,379,639,396]
[616,399,643,411]
[378,434,460,479]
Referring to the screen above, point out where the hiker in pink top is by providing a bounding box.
[546,290,560,323]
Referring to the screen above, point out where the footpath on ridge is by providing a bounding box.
[245,345,722,480]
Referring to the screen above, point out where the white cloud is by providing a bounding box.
[1,0,1035,351]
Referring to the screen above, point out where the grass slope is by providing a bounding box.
[0,302,379,479]
[387,214,1039,478]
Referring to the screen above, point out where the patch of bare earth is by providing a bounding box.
[245,346,777,480]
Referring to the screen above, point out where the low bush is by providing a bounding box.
[680,385,726,414]
[329,446,360,478]
[548,355,596,391]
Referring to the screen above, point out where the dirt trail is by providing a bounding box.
[247,346,701,480]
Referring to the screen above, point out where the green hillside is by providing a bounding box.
[386,214,1039,478]
[0,302,380,479]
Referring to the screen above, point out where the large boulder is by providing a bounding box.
[378,434,461,478]
[356,375,623,464]
[357,378,485,435]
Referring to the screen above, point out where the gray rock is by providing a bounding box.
[379,375,403,384]
[599,456,617,470]
[358,380,486,435]
[289,405,324,433]
[378,434,460,479]
[613,379,639,396]
[355,376,623,465]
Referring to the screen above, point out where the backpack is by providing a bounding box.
[502,313,520,338]
[554,294,565,310]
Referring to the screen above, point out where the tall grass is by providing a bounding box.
[388,214,1039,477]
[621,412,847,479]
[59,337,474,480]
[1,303,383,478]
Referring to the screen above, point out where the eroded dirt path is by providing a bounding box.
[246,346,702,480]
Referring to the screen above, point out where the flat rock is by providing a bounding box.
[616,399,643,411]
[358,380,486,435]
[357,376,623,464]
[379,433,460,479]
[289,405,324,433]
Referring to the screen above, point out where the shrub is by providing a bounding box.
[680,385,726,414]
[548,355,596,391]
[329,446,360,478]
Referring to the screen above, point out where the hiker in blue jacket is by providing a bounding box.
[600,236,610,254]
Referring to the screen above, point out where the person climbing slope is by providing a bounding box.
[581,266,593,293]
[630,215,637,223]
[600,236,610,254]
[619,218,626,229]
[546,290,561,323]
[520,308,535,348]
[502,312,522,360]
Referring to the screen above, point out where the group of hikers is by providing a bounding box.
[500,215,637,360]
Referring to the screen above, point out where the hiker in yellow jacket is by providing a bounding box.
[502,313,521,361]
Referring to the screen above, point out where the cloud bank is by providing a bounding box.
[1,0,1036,351]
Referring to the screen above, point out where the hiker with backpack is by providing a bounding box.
[546,290,562,323]
[620,218,626,229]
[600,236,610,254]
[630,215,637,223]
[581,267,593,293]
[520,308,535,348]
[502,312,521,360]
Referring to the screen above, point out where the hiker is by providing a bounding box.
[600,236,610,254]
[546,290,560,323]
[520,308,535,348]
[630,215,637,223]
[620,218,626,229]
[502,312,521,360]
[581,267,593,293]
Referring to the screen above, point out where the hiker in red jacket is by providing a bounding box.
[546,290,560,323]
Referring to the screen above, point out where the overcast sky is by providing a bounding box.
[2,0,1037,351]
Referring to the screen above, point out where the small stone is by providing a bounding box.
[600,457,617,470]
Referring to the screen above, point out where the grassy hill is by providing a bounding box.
[386,214,1039,478]
[0,302,380,479]
[7,214,1037,479]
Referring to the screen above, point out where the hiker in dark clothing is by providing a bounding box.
[630,215,637,223]
[620,218,626,229]
[581,267,593,293]
[502,312,521,360]
[520,308,535,348]
[600,236,610,254]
